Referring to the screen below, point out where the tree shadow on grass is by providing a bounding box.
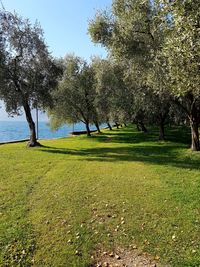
[39,126,198,170]
[90,128,157,144]
[89,126,191,146]
[40,143,200,171]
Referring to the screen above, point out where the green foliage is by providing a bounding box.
[92,57,129,124]
[88,11,113,47]
[0,10,60,114]
[0,9,61,146]
[89,0,156,59]
[158,0,200,98]
[91,57,115,123]
[88,0,200,149]
[48,54,96,130]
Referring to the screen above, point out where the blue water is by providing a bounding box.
[0,121,98,142]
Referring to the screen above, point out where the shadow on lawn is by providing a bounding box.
[40,126,200,170]
[92,125,191,145]
[40,143,200,171]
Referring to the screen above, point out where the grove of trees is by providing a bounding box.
[88,0,200,150]
[0,0,199,150]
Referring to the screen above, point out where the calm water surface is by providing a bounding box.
[0,121,97,142]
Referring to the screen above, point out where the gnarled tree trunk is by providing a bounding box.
[139,121,148,133]
[107,121,112,130]
[85,121,91,136]
[158,108,169,141]
[135,122,141,131]
[189,110,200,151]
[159,120,165,141]
[23,101,40,147]
[174,94,200,151]
[115,122,119,129]
[190,120,199,151]
[174,95,200,151]
[94,121,101,134]
[186,94,199,151]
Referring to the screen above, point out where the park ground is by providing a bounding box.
[0,125,200,266]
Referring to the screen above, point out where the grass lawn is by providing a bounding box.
[0,125,200,266]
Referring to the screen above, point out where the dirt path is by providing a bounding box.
[92,247,164,267]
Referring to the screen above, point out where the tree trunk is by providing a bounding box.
[136,122,141,131]
[115,122,119,129]
[189,115,200,151]
[107,122,112,130]
[23,101,40,147]
[187,96,200,151]
[158,109,169,141]
[85,122,91,136]
[174,94,200,151]
[94,121,101,134]
[139,121,147,133]
[159,120,165,141]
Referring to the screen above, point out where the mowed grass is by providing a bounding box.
[0,125,200,267]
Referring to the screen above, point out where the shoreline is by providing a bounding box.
[0,136,70,145]
[0,139,30,145]
[0,125,111,145]
[0,130,102,145]
[0,121,109,145]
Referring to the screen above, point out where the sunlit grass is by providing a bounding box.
[0,125,200,266]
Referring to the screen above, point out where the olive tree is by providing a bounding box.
[91,57,115,130]
[89,0,200,149]
[48,55,96,136]
[92,57,130,129]
[156,0,200,150]
[0,10,61,146]
[88,0,169,132]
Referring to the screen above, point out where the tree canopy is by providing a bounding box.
[88,0,200,150]
[0,1,199,151]
[0,10,61,146]
[48,55,97,136]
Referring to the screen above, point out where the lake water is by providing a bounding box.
[0,121,98,142]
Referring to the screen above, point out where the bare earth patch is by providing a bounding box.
[91,247,162,267]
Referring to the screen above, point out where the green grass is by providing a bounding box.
[0,125,200,266]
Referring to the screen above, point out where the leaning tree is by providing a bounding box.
[0,10,61,146]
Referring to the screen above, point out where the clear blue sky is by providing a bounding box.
[0,0,112,121]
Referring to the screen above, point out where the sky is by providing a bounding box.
[0,0,112,121]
